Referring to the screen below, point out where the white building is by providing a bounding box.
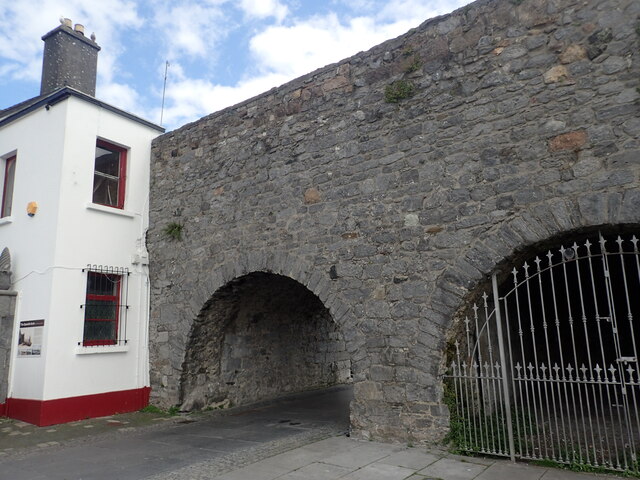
[0,21,163,425]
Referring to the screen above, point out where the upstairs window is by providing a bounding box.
[93,140,126,209]
[82,266,129,346]
[1,155,16,218]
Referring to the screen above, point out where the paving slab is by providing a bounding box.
[418,457,488,480]
[248,447,328,471]
[446,452,497,466]
[277,461,353,479]
[295,435,357,456]
[340,461,417,479]
[322,440,404,468]
[214,461,291,480]
[476,461,545,480]
[378,449,441,470]
[540,468,621,480]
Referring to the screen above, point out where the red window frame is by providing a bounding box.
[1,155,16,218]
[93,139,127,209]
[83,271,121,346]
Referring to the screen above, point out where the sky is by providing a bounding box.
[0,0,471,131]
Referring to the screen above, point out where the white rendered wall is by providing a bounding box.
[0,95,160,402]
[43,96,157,400]
[0,103,68,400]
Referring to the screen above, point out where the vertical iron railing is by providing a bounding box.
[80,265,130,346]
[445,234,640,473]
[447,291,513,458]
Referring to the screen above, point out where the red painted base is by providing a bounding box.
[3,387,151,426]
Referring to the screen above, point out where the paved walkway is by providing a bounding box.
[0,386,622,480]
[189,437,621,480]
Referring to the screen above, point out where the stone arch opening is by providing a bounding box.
[179,271,352,411]
[445,224,640,466]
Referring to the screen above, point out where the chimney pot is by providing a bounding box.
[74,24,85,35]
[63,18,72,27]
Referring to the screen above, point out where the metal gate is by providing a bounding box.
[445,233,640,472]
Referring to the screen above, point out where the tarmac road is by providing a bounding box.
[0,385,352,480]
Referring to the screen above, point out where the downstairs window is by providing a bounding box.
[82,266,129,346]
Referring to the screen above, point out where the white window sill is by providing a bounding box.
[75,345,129,355]
[86,203,136,218]
[0,216,13,226]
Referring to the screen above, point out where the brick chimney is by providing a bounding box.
[40,19,101,97]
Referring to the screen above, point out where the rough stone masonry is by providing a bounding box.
[0,293,16,410]
[148,0,639,444]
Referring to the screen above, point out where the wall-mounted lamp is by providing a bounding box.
[27,201,38,217]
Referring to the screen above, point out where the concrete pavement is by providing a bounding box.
[150,435,620,480]
[0,386,622,479]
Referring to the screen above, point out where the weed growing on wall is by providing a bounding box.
[163,222,184,241]
[404,55,423,73]
[384,80,415,103]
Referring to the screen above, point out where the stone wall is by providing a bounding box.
[148,0,640,443]
[0,293,16,405]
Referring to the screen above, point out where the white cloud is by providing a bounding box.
[331,0,378,10]
[239,0,288,22]
[99,82,141,114]
[248,12,414,78]
[151,0,230,59]
[0,0,141,87]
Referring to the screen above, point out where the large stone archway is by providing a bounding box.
[148,0,639,444]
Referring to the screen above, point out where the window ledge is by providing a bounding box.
[0,216,13,226]
[75,345,129,355]
[86,203,135,218]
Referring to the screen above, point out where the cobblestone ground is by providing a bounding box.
[146,425,344,480]
[0,411,178,459]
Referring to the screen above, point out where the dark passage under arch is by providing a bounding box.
[446,228,640,472]
[180,272,352,411]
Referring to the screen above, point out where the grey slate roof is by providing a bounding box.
[0,87,164,132]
